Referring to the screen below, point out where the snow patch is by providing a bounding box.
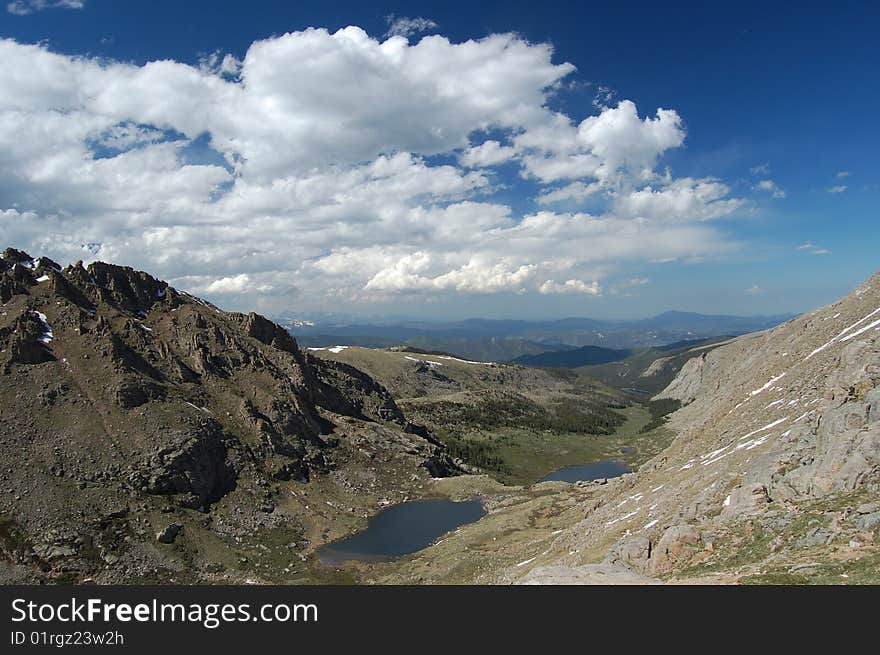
[185,401,211,415]
[32,311,53,344]
[436,355,493,365]
[750,372,786,396]
[738,417,788,441]
[606,509,640,526]
[806,306,880,360]
[307,345,349,354]
[840,318,880,342]
[404,355,443,367]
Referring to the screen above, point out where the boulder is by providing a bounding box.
[155,524,182,544]
[720,483,771,520]
[648,524,701,575]
[603,536,651,573]
[855,513,880,532]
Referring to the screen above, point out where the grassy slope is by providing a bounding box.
[442,405,673,485]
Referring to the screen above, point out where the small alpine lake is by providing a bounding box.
[318,497,487,566]
[538,459,631,484]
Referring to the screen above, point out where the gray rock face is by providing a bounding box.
[773,342,880,499]
[657,352,707,404]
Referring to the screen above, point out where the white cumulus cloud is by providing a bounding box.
[0,28,748,311]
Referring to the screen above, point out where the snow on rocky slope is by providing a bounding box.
[511,272,880,583]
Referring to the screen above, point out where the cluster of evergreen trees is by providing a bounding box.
[638,398,682,433]
[418,393,626,436]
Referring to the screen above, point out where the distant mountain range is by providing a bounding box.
[281,311,795,362]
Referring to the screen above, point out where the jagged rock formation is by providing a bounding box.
[500,271,880,583]
[0,248,456,583]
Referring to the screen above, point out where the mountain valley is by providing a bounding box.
[2,247,878,586]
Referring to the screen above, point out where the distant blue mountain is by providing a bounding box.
[281,311,795,361]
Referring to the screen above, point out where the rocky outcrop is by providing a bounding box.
[310,356,409,426]
[647,524,701,575]
[655,351,709,404]
[132,421,238,508]
[640,356,673,378]
[234,312,299,354]
[86,261,170,315]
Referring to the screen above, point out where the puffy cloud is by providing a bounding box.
[615,178,744,221]
[365,253,537,294]
[827,185,847,194]
[384,15,438,38]
[201,274,273,295]
[516,100,685,186]
[0,29,747,311]
[538,279,601,295]
[754,179,785,198]
[7,0,82,15]
[459,140,518,168]
[536,181,602,205]
[745,284,765,295]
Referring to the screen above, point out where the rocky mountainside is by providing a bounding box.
[374,272,880,584]
[518,271,880,582]
[0,248,455,584]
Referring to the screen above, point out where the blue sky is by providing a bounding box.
[1,0,877,319]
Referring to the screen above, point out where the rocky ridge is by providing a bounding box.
[0,248,456,583]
